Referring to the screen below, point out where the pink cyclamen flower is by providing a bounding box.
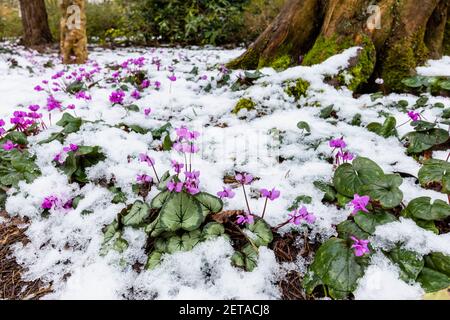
[46,95,62,111]
[260,188,281,201]
[168,75,177,82]
[131,90,141,100]
[0,119,5,126]
[336,151,354,162]
[187,130,200,141]
[175,126,189,139]
[289,206,316,225]
[167,180,184,193]
[236,214,254,225]
[67,104,76,110]
[217,187,235,199]
[144,108,152,116]
[141,79,151,89]
[109,90,125,105]
[351,236,370,257]
[407,111,421,122]
[63,144,79,152]
[235,173,253,185]
[41,196,59,210]
[28,105,40,112]
[351,194,370,215]
[137,174,153,184]
[329,138,347,149]
[34,85,44,92]
[154,81,161,89]
[171,160,184,174]
[2,140,17,151]
[199,75,208,80]
[139,153,155,166]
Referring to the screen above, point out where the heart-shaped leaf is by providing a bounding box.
[166,230,202,253]
[425,253,450,277]
[194,192,223,214]
[246,219,273,247]
[402,129,449,154]
[231,244,259,272]
[359,174,403,208]
[388,247,424,281]
[417,267,450,293]
[419,159,450,194]
[404,197,450,221]
[122,201,150,227]
[202,222,225,240]
[304,238,365,297]
[145,251,163,270]
[151,190,171,209]
[159,192,204,232]
[354,211,397,234]
[337,221,370,240]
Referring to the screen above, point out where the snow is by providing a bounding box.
[1,42,450,300]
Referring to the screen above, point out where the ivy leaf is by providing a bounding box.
[246,219,273,247]
[354,211,397,234]
[417,267,450,293]
[145,251,163,270]
[402,129,449,154]
[403,197,450,221]
[304,238,365,297]
[122,201,150,227]
[159,192,204,232]
[194,192,223,214]
[418,159,450,194]
[388,247,424,281]
[359,174,403,209]
[202,222,225,240]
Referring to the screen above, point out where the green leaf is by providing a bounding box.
[194,192,223,214]
[359,174,403,208]
[231,244,259,272]
[124,104,140,112]
[151,190,171,209]
[305,238,365,296]
[388,247,424,281]
[56,112,83,134]
[337,221,370,240]
[319,105,335,119]
[354,211,397,234]
[404,197,450,221]
[313,181,337,202]
[246,219,273,247]
[402,129,449,154]
[287,195,313,210]
[202,222,225,240]
[418,159,450,194]
[367,117,397,138]
[166,230,202,254]
[417,267,450,293]
[3,131,28,145]
[297,121,311,133]
[425,253,450,277]
[122,201,150,227]
[411,120,436,132]
[336,193,352,208]
[162,134,173,151]
[145,251,163,270]
[159,192,204,232]
[402,76,428,88]
[333,157,384,198]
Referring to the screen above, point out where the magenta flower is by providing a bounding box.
[41,196,59,210]
[46,95,62,111]
[236,214,254,225]
[407,111,421,122]
[168,75,177,82]
[175,126,189,139]
[144,108,152,116]
[131,90,141,100]
[154,81,161,89]
[336,151,354,162]
[260,188,280,201]
[2,140,17,151]
[329,138,347,149]
[350,236,370,257]
[28,105,40,112]
[75,91,91,100]
[0,119,5,126]
[141,79,151,89]
[289,206,316,225]
[109,90,125,105]
[34,85,44,92]
[171,160,184,174]
[235,173,253,185]
[187,130,200,141]
[199,75,208,80]
[217,187,235,199]
[63,144,79,152]
[137,174,153,184]
[139,153,155,166]
[350,194,370,215]
[53,152,64,164]
[0,128,5,136]
[167,180,184,193]
[67,104,76,110]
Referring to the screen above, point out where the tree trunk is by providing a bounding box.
[60,0,88,64]
[18,0,53,47]
[229,0,449,92]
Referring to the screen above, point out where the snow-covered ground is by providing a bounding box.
[0,43,449,300]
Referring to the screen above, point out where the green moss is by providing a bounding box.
[227,48,260,70]
[262,54,292,71]
[303,36,354,66]
[444,19,450,56]
[382,29,429,92]
[344,37,376,91]
[232,98,256,114]
[285,78,310,100]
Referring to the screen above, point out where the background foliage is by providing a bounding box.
[0,0,285,46]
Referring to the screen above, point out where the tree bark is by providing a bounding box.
[18,0,53,47]
[60,0,88,64]
[229,0,450,92]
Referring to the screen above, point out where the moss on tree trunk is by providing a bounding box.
[229,0,450,92]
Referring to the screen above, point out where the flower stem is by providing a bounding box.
[242,184,252,214]
[151,164,160,183]
[272,219,290,231]
[261,197,268,219]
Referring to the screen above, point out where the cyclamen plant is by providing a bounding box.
[329,137,354,165]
